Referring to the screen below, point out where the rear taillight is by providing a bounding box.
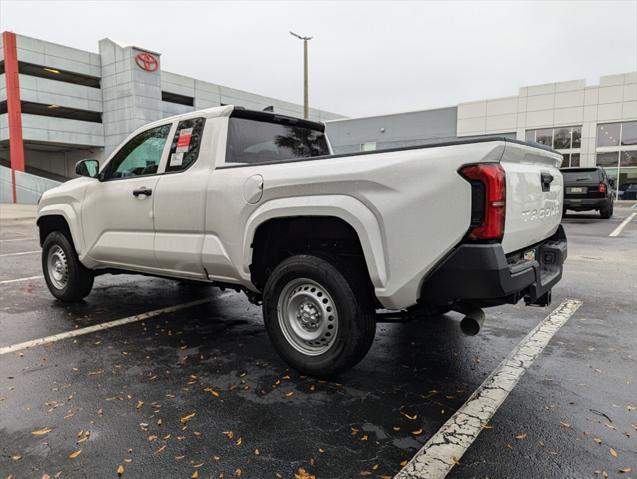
[598,182,607,193]
[460,164,506,241]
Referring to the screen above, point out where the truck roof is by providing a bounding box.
[130,105,326,136]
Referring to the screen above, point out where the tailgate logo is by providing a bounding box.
[521,205,560,222]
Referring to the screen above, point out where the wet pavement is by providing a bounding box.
[1,206,636,478]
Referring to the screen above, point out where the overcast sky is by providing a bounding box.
[2,1,636,117]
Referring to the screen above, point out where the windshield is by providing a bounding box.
[226,117,330,164]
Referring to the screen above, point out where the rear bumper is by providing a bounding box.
[564,197,609,210]
[420,225,567,308]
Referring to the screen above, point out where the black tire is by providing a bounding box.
[42,231,94,302]
[262,254,376,378]
[600,203,612,219]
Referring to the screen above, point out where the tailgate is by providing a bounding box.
[499,142,563,254]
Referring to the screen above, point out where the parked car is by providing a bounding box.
[619,183,637,200]
[561,167,614,218]
[37,106,567,376]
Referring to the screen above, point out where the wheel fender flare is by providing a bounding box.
[37,204,85,256]
[242,195,388,289]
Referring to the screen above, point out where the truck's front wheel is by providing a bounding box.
[42,231,94,302]
[263,254,376,378]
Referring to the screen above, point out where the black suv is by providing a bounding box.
[561,167,614,219]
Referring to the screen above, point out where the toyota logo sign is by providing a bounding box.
[135,52,158,72]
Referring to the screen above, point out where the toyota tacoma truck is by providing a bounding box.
[37,106,567,376]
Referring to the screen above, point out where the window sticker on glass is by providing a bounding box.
[170,152,184,167]
[176,128,193,153]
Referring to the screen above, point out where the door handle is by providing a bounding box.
[132,187,152,197]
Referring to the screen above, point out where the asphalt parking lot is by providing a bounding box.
[1,205,636,479]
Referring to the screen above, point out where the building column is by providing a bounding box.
[2,31,25,203]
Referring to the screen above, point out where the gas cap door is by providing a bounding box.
[243,174,264,204]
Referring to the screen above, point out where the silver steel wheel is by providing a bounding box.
[47,244,68,290]
[277,278,339,356]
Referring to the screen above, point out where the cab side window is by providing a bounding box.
[165,118,206,173]
[102,124,172,180]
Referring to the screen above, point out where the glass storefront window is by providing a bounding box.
[621,150,637,167]
[621,121,637,146]
[561,153,581,168]
[561,153,569,166]
[570,153,580,167]
[597,123,621,147]
[525,130,535,143]
[572,127,582,148]
[596,152,619,167]
[535,129,553,146]
[553,128,571,149]
[526,126,581,155]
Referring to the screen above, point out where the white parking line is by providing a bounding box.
[0,297,213,355]
[0,275,44,285]
[609,212,636,237]
[395,298,582,479]
[0,237,37,242]
[0,250,40,257]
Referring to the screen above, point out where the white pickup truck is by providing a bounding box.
[37,106,567,376]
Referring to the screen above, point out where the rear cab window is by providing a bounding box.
[225,110,330,165]
[166,117,206,173]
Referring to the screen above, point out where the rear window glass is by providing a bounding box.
[561,169,602,182]
[226,117,330,164]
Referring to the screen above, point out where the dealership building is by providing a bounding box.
[0,31,342,203]
[1,31,636,203]
[328,71,637,198]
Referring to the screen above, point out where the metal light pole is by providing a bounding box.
[290,31,312,119]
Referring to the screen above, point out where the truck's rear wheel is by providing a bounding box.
[42,231,94,302]
[263,254,375,378]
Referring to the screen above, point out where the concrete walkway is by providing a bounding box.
[0,203,38,221]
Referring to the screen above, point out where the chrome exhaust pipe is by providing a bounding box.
[460,309,485,336]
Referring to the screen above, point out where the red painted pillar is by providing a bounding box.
[2,31,25,203]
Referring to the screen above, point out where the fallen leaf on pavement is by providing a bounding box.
[294,469,315,479]
[68,450,81,459]
[619,468,632,473]
[560,421,571,428]
[411,429,423,436]
[180,412,196,423]
[515,433,527,440]
[609,448,618,457]
[204,388,220,398]
[32,427,53,436]
[116,465,124,476]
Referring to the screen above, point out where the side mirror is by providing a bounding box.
[75,159,99,178]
